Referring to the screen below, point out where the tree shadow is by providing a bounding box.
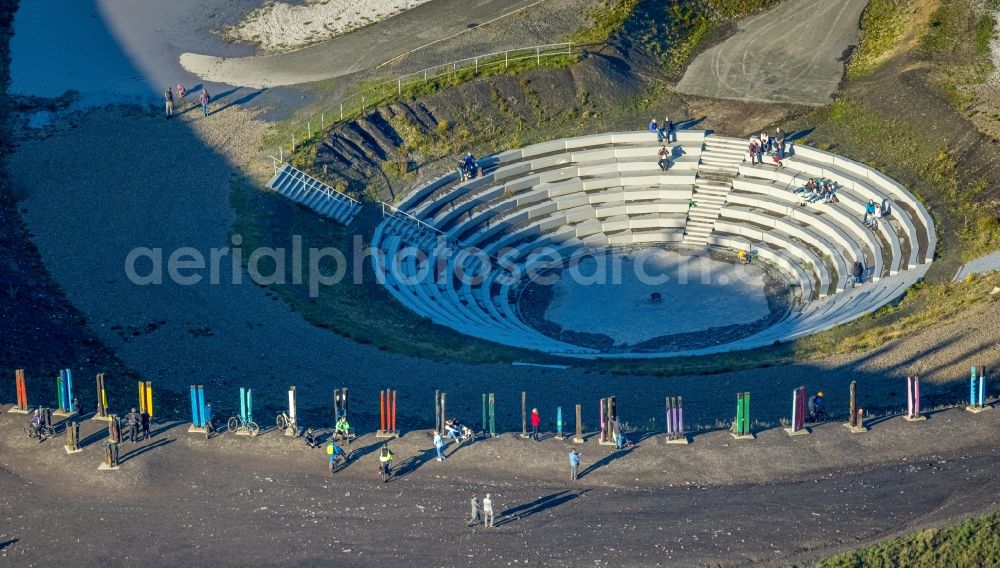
[394,447,438,480]
[578,446,635,479]
[495,489,587,526]
[119,438,173,464]
[0,538,18,551]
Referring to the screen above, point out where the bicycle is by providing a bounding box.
[227,415,261,437]
[275,411,292,431]
[204,417,214,440]
[379,460,392,483]
[329,452,349,475]
[23,423,56,441]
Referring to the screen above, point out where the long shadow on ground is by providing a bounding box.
[119,438,173,464]
[495,489,588,526]
[578,447,635,479]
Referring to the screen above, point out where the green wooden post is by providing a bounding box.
[849,380,857,428]
[488,393,495,437]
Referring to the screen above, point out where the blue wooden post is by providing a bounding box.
[970,366,977,406]
[65,369,74,413]
[190,386,199,426]
[240,387,247,422]
[247,389,254,423]
[556,406,563,437]
[196,386,206,427]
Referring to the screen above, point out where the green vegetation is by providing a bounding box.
[795,271,1000,356]
[569,0,642,45]
[922,0,996,107]
[619,0,780,75]
[849,0,924,79]
[814,511,1000,568]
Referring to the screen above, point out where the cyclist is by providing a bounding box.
[807,391,828,422]
[378,443,394,482]
[327,440,347,474]
[335,416,351,442]
[27,408,44,440]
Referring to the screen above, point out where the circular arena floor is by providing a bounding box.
[373,130,936,358]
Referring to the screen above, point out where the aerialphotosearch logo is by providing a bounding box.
[124,234,761,298]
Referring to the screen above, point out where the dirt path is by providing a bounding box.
[0,406,997,567]
[676,0,868,105]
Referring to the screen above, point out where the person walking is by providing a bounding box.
[749,138,759,165]
[467,494,482,527]
[569,448,581,481]
[483,494,495,527]
[530,408,541,441]
[164,87,174,118]
[199,89,211,117]
[434,430,446,461]
[177,83,186,99]
[140,409,151,440]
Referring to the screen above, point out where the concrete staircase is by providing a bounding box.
[684,135,746,246]
[268,163,362,225]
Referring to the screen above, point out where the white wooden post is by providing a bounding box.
[398,79,402,95]
[505,51,509,69]
[536,46,540,64]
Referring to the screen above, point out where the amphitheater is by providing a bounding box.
[274,130,936,358]
[367,130,937,357]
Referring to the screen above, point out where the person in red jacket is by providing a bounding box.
[530,408,541,441]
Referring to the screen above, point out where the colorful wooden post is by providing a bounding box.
[967,366,991,413]
[334,387,348,422]
[845,380,867,432]
[93,373,110,421]
[520,391,528,438]
[786,387,808,435]
[599,397,617,445]
[377,389,397,438]
[905,376,926,421]
[665,396,690,443]
[138,380,153,419]
[65,420,81,454]
[556,406,564,440]
[573,404,583,443]
[732,392,753,439]
[488,393,495,437]
[434,390,441,433]
[10,369,29,413]
[286,386,299,435]
[188,385,208,433]
[482,394,487,434]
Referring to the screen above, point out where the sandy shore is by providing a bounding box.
[225,0,433,53]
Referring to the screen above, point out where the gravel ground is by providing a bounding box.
[6,103,1000,432]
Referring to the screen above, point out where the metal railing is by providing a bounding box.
[270,157,360,206]
[273,42,575,161]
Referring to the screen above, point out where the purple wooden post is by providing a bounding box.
[914,377,920,415]
[678,400,684,435]
[907,376,914,418]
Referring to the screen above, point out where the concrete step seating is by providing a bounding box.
[369,131,935,358]
[268,163,361,225]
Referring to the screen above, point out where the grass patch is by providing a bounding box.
[814,511,1000,568]
[795,271,1000,356]
[849,0,932,79]
[569,0,642,45]
[922,0,997,108]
